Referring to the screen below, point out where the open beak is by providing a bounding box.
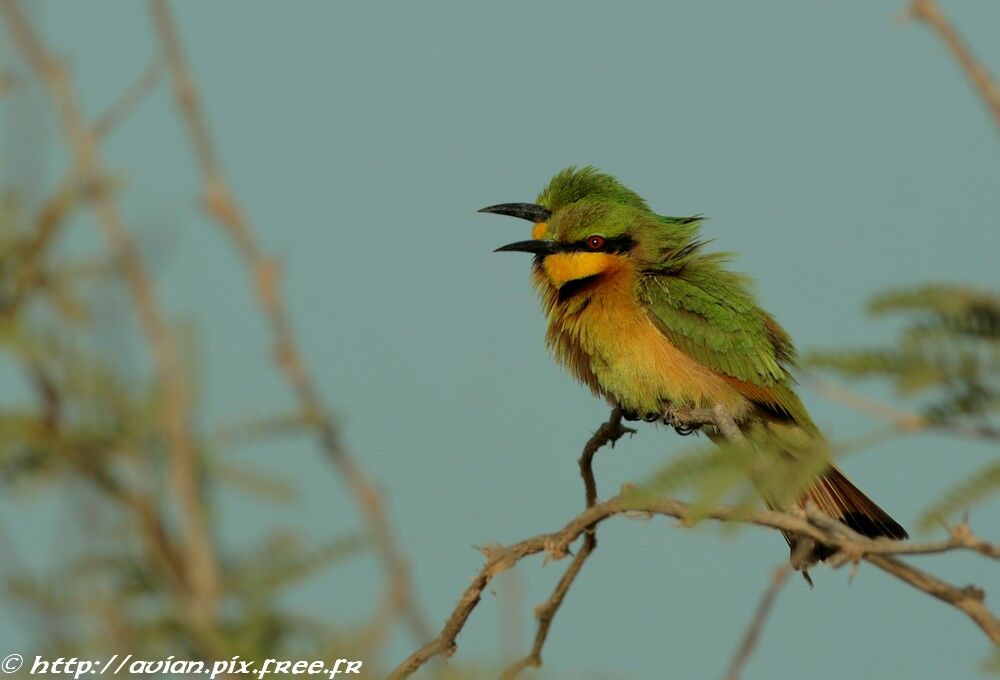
[493,239,558,255]
[479,202,554,254]
[478,202,551,223]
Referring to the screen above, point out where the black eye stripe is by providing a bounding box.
[572,235,634,254]
[543,235,634,255]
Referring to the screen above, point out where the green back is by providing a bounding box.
[538,167,814,427]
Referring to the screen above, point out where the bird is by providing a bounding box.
[480,166,907,577]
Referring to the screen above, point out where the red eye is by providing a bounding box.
[586,235,605,250]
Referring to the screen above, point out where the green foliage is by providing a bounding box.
[919,460,1000,531]
[807,284,999,529]
[627,430,831,526]
[808,284,999,407]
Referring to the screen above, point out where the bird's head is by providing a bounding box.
[481,166,699,289]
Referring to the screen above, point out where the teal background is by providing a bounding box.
[2,1,999,678]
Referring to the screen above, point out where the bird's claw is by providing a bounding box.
[622,408,669,423]
[660,403,701,436]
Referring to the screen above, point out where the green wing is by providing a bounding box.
[638,261,790,384]
[638,261,814,426]
[638,250,815,431]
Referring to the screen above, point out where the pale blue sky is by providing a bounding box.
[2,2,999,678]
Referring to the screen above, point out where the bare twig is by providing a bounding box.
[146,0,430,646]
[10,55,163,317]
[908,0,1000,132]
[389,489,1000,678]
[803,507,1000,564]
[0,0,220,629]
[866,553,1000,644]
[93,56,163,139]
[806,375,926,430]
[722,541,813,680]
[394,399,1000,677]
[722,564,793,680]
[499,409,633,678]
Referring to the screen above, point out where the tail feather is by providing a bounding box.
[806,466,907,540]
[786,465,907,573]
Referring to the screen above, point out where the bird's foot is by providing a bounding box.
[622,408,662,423]
[661,404,702,436]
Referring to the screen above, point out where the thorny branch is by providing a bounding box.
[908,0,1000,132]
[0,0,222,632]
[146,0,431,647]
[499,409,634,678]
[390,405,1000,678]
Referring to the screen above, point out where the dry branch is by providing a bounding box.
[722,540,817,680]
[391,489,1000,677]
[908,0,1000,132]
[390,403,1000,678]
[93,56,163,139]
[722,563,794,680]
[0,0,221,630]
[146,0,431,646]
[499,409,633,678]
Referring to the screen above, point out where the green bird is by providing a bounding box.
[481,166,907,572]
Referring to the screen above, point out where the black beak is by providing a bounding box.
[494,239,557,255]
[478,202,551,223]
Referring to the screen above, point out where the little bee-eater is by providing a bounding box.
[481,166,906,572]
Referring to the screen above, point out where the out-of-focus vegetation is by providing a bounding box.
[1,2,997,679]
[808,285,999,529]
[0,188,374,664]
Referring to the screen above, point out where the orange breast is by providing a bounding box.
[535,263,749,417]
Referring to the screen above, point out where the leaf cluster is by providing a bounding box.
[806,284,999,529]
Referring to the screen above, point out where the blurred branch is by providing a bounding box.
[146,0,431,646]
[93,56,162,139]
[722,559,796,680]
[805,374,1000,442]
[0,68,16,95]
[908,0,1000,132]
[0,0,220,631]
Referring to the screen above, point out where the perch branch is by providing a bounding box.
[499,409,634,678]
[390,490,1000,677]
[391,402,1000,677]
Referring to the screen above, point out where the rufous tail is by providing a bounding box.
[787,465,907,574]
